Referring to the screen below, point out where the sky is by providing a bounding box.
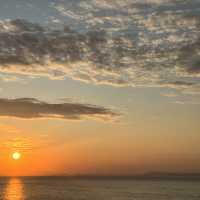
[0,0,200,176]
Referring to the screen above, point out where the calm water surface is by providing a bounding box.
[0,177,200,200]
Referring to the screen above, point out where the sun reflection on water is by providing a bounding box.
[4,178,25,200]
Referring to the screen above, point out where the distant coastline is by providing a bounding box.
[1,173,200,181]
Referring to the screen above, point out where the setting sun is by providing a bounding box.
[12,152,21,160]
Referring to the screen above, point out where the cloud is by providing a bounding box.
[0,98,119,121]
[159,81,198,89]
[174,100,200,105]
[1,137,34,151]
[0,135,62,152]
[161,92,178,98]
[0,0,199,94]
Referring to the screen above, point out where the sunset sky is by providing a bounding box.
[0,0,200,176]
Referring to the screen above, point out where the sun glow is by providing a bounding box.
[12,152,21,160]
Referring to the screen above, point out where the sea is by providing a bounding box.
[0,177,200,200]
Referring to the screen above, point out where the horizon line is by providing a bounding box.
[1,172,200,179]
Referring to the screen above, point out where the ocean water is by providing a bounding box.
[0,177,200,200]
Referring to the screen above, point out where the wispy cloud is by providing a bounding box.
[174,100,200,105]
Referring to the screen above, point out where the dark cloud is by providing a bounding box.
[176,38,200,76]
[187,62,200,74]
[164,81,197,87]
[0,0,199,91]
[0,98,119,121]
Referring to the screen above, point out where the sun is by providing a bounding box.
[12,152,21,160]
